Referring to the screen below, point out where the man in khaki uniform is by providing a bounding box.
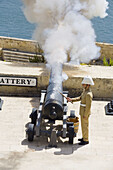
[67,76,94,145]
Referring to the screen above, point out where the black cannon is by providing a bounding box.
[26,63,79,146]
[43,63,64,120]
[105,100,113,115]
[0,98,3,110]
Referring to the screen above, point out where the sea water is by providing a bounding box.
[0,0,112,43]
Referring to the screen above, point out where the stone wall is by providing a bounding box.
[0,73,112,100]
[0,48,2,60]
[0,36,39,53]
[0,36,113,60]
[63,77,113,100]
[96,42,113,60]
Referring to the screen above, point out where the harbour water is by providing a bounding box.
[0,0,112,43]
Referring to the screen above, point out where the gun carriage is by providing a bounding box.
[26,63,79,146]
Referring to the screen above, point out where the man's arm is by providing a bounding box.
[72,96,81,102]
[67,95,81,103]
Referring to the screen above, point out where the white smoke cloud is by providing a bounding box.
[22,0,109,65]
[80,0,109,19]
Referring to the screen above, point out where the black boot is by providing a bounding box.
[78,138,83,142]
[79,140,89,145]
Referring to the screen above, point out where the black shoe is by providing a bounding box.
[78,138,83,142]
[79,140,89,145]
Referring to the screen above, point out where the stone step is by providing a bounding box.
[3,56,29,62]
[2,49,43,62]
[3,49,38,56]
[3,53,42,60]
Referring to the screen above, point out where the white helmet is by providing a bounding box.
[81,76,94,85]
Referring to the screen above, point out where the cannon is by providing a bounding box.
[105,100,113,115]
[26,63,79,146]
[42,63,64,120]
[0,98,3,110]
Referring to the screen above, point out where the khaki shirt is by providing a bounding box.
[72,88,93,117]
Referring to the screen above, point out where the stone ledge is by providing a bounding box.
[0,62,112,100]
[0,36,113,61]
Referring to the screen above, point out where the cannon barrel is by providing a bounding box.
[43,63,63,120]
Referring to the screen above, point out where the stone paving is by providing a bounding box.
[0,61,113,78]
[0,96,113,170]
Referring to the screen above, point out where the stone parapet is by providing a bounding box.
[96,42,113,60]
[0,36,38,53]
[0,74,112,100]
[0,62,113,100]
[0,48,3,60]
[0,36,113,61]
[63,77,113,100]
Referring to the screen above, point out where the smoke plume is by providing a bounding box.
[22,0,109,65]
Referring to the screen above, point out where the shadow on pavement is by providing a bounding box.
[21,137,84,155]
[22,121,84,155]
[29,97,40,109]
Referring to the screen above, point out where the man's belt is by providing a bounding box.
[80,103,86,107]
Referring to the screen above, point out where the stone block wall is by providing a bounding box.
[0,73,112,100]
[63,77,113,100]
[0,36,39,53]
[0,48,2,60]
[96,42,113,60]
[0,36,113,61]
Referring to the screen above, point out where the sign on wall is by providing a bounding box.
[0,76,37,87]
